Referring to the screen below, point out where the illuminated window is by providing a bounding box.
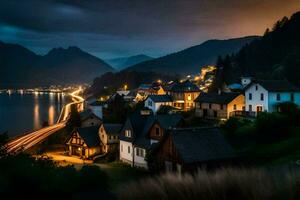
[187,94,192,100]
[125,130,132,137]
[136,148,145,157]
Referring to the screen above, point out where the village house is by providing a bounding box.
[66,126,101,158]
[119,109,183,169]
[79,109,102,127]
[150,127,235,173]
[244,80,300,115]
[99,123,123,153]
[194,92,245,120]
[167,80,201,111]
[136,83,166,102]
[144,94,173,114]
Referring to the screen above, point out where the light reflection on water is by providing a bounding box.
[0,92,69,137]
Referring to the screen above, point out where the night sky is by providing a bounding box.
[0,0,299,59]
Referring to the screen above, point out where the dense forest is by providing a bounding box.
[215,12,300,87]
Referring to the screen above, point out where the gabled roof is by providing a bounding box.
[170,127,235,164]
[89,101,106,106]
[194,92,241,104]
[138,84,151,90]
[154,114,183,130]
[146,94,172,103]
[169,80,200,92]
[134,114,183,148]
[75,126,100,147]
[103,123,122,135]
[119,110,150,143]
[79,109,101,121]
[245,80,300,92]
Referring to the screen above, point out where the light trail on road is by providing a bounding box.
[4,87,85,154]
[58,87,84,122]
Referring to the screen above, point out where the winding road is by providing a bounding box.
[4,87,84,154]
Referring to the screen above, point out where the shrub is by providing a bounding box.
[255,112,289,142]
[118,167,300,200]
[221,117,251,137]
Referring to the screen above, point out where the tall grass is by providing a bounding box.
[118,167,300,200]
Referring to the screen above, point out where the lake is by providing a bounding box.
[0,92,70,137]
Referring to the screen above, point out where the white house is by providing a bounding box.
[244,80,300,114]
[119,109,183,169]
[119,110,150,168]
[144,94,173,114]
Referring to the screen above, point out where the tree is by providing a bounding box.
[263,28,270,36]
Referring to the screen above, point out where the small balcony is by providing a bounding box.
[229,110,256,118]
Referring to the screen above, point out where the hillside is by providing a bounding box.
[0,42,114,88]
[125,36,259,75]
[105,54,153,70]
[219,11,300,86]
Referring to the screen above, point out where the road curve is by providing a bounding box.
[4,87,84,154]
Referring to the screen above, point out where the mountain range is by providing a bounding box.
[105,54,153,70]
[125,36,260,75]
[0,42,114,88]
[0,35,257,88]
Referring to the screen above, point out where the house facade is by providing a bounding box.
[144,95,173,114]
[66,126,101,158]
[167,80,200,111]
[194,92,245,119]
[99,123,122,153]
[244,80,300,114]
[119,110,183,169]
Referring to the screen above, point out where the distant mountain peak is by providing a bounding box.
[0,42,114,88]
[105,54,154,70]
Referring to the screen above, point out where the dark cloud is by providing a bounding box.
[0,0,299,58]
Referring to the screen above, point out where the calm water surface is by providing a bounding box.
[0,92,69,137]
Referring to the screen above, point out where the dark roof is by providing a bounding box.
[147,94,172,102]
[170,127,235,164]
[103,123,122,135]
[138,84,151,90]
[134,114,183,148]
[170,80,200,92]
[79,109,100,120]
[76,126,100,147]
[155,114,183,129]
[194,92,241,104]
[119,109,150,143]
[89,101,106,106]
[246,80,300,92]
